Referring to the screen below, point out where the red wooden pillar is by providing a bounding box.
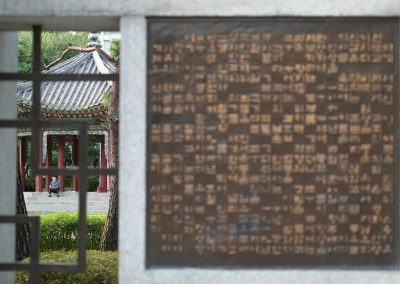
[35,130,43,192]
[98,135,107,192]
[19,136,27,191]
[72,136,79,192]
[58,135,65,191]
[107,132,111,191]
[45,135,52,191]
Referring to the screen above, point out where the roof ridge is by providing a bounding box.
[16,48,116,114]
[93,51,110,74]
[43,52,90,74]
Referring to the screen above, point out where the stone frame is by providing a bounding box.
[1,1,400,283]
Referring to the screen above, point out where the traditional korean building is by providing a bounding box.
[16,38,116,193]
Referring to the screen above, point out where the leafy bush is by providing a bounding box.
[40,212,106,251]
[16,250,118,284]
[88,176,100,192]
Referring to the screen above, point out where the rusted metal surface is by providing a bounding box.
[146,18,399,268]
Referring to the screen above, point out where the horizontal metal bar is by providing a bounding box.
[0,263,85,272]
[0,216,39,223]
[0,258,78,275]
[0,73,35,81]
[0,120,32,128]
[0,119,89,128]
[0,262,84,272]
[42,73,119,81]
[34,168,118,176]
[0,73,118,81]
[0,263,31,271]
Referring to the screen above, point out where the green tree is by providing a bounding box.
[16,158,31,261]
[109,39,120,60]
[18,32,89,73]
[100,39,120,251]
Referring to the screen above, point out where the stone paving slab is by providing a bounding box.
[24,191,110,215]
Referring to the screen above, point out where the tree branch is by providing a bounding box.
[44,46,97,70]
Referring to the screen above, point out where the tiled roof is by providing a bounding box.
[16,50,116,116]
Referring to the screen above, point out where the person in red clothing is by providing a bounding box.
[48,176,60,197]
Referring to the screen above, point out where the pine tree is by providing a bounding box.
[100,39,120,251]
[16,159,31,261]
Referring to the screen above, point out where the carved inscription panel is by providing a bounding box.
[147,18,398,267]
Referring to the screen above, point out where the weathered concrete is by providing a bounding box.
[1,0,400,30]
[1,0,400,17]
[0,31,17,284]
[119,15,147,284]
[1,1,400,284]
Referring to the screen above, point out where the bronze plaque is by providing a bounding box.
[146,18,399,268]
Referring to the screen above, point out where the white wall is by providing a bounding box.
[99,32,121,55]
[0,32,18,284]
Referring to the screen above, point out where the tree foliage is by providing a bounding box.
[109,39,120,61]
[18,32,89,73]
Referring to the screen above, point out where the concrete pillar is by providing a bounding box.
[35,129,43,192]
[0,31,17,284]
[57,135,65,190]
[45,134,53,191]
[119,16,147,284]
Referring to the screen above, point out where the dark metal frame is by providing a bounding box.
[0,25,118,283]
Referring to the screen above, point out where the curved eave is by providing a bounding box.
[16,49,116,115]
[17,103,109,119]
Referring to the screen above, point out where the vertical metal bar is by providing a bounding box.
[31,25,42,175]
[77,123,88,270]
[28,217,40,284]
[29,25,43,282]
[29,26,42,283]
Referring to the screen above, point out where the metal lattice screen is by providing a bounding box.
[0,26,118,283]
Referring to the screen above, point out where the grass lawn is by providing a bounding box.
[16,250,118,284]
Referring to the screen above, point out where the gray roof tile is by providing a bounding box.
[17,50,116,113]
